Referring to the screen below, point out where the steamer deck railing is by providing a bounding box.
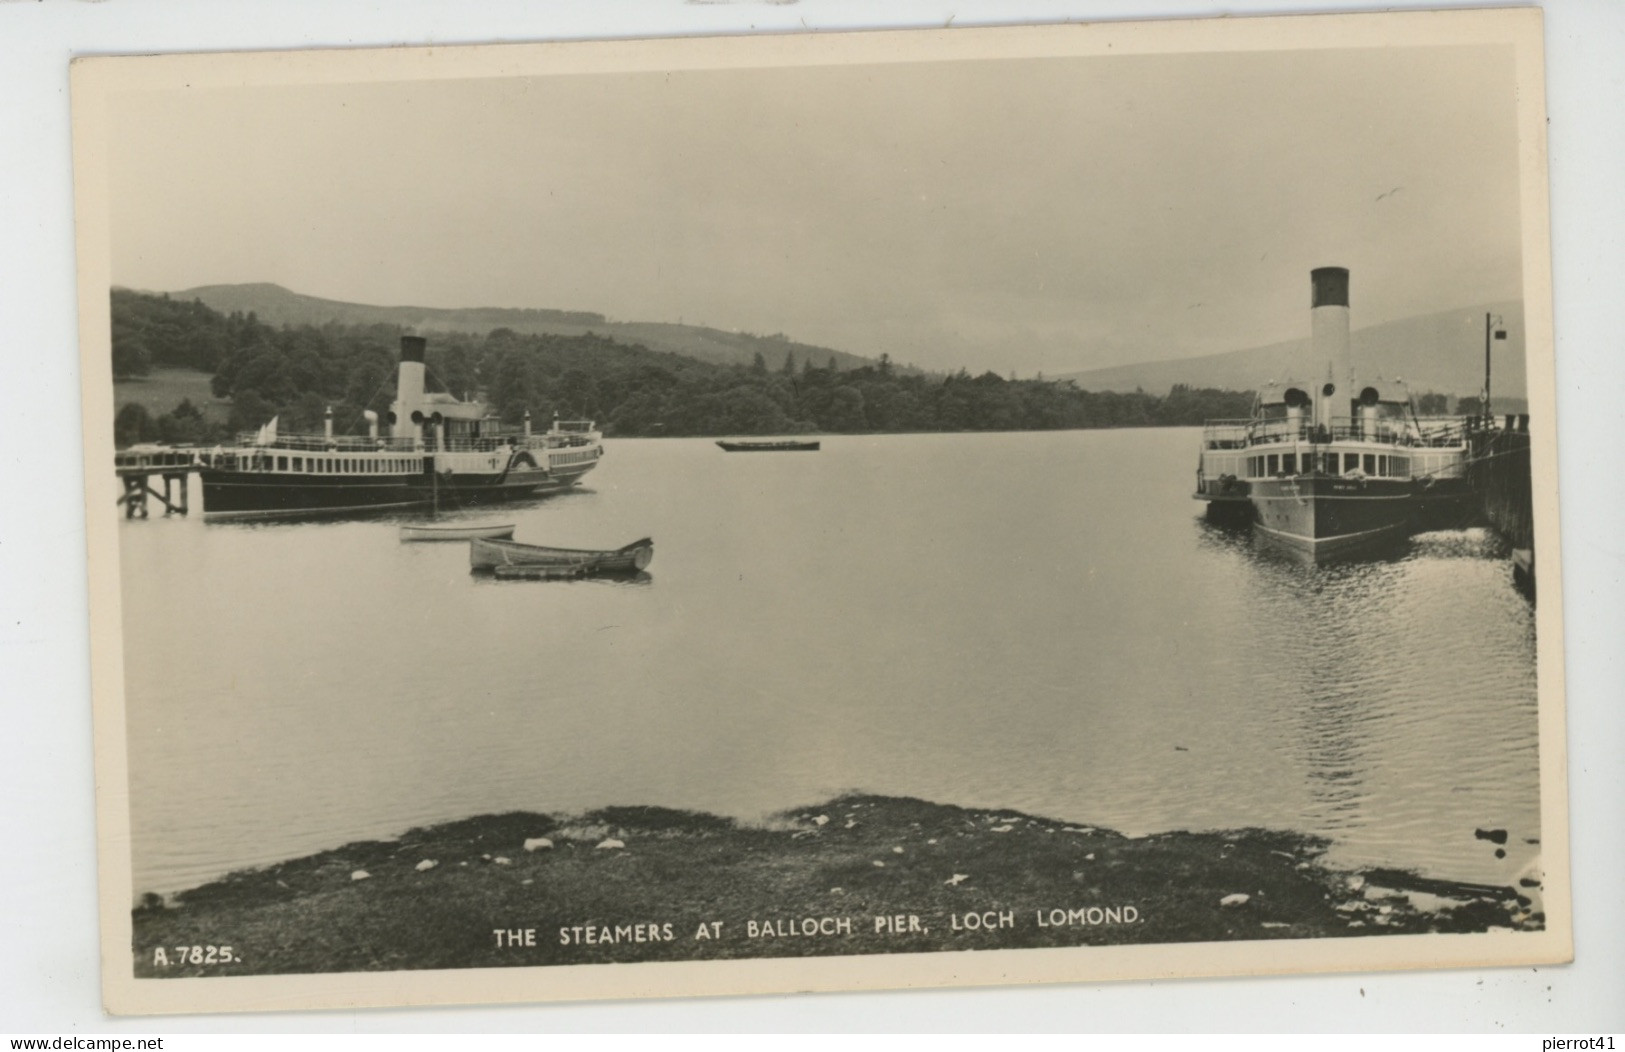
[1196,416,1471,502]
[1200,416,1470,450]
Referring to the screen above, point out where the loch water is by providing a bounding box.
[119,429,1541,897]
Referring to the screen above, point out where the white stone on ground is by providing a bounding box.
[1219,893,1250,907]
[350,870,370,881]
[596,838,626,850]
[523,838,553,852]
[415,859,438,872]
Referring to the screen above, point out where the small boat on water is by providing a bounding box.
[716,439,820,452]
[400,522,515,542]
[470,536,654,574]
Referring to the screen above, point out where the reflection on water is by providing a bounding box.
[1188,516,1537,883]
[120,429,1540,896]
[472,570,654,588]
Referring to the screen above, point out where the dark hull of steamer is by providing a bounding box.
[423,466,592,508]
[201,459,602,519]
[200,470,425,520]
[1196,477,1253,526]
[1411,475,1480,532]
[1248,475,1416,560]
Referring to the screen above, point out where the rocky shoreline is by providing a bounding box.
[132,794,1542,977]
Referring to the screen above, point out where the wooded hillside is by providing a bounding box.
[110,290,1257,446]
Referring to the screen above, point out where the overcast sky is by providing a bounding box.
[106,42,1524,376]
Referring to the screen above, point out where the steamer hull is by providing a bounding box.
[423,455,601,508]
[1412,476,1478,532]
[200,470,424,519]
[432,470,581,504]
[1249,476,1414,559]
[432,452,604,507]
[199,451,602,519]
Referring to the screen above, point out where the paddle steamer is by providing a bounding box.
[196,336,603,519]
[1194,267,1473,559]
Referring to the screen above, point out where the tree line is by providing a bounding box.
[112,289,1265,446]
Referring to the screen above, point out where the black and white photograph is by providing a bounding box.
[69,8,1570,1016]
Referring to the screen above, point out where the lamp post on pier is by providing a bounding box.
[1483,312,1507,428]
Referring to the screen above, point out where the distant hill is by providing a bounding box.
[161,283,879,373]
[1059,302,1528,406]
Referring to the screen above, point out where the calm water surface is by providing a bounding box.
[120,429,1540,895]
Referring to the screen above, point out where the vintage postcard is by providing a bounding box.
[72,8,1570,1016]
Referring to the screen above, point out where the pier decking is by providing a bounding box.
[114,448,198,517]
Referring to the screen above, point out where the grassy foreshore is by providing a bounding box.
[132,795,1541,977]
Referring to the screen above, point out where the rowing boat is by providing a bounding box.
[469,536,654,573]
[716,439,820,452]
[400,522,516,542]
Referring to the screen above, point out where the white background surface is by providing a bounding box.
[2,0,1620,1033]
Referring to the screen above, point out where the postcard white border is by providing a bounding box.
[67,7,1572,1018]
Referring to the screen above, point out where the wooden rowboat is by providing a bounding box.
[400,522,516,542]
[470,536,654,573]
[716,439,820,452]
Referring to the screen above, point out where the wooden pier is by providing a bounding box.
[115,448,198,518]
[1467,416,1535,597]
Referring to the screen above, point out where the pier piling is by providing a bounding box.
[114,449,198,518]
[1467,421,1535,598]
